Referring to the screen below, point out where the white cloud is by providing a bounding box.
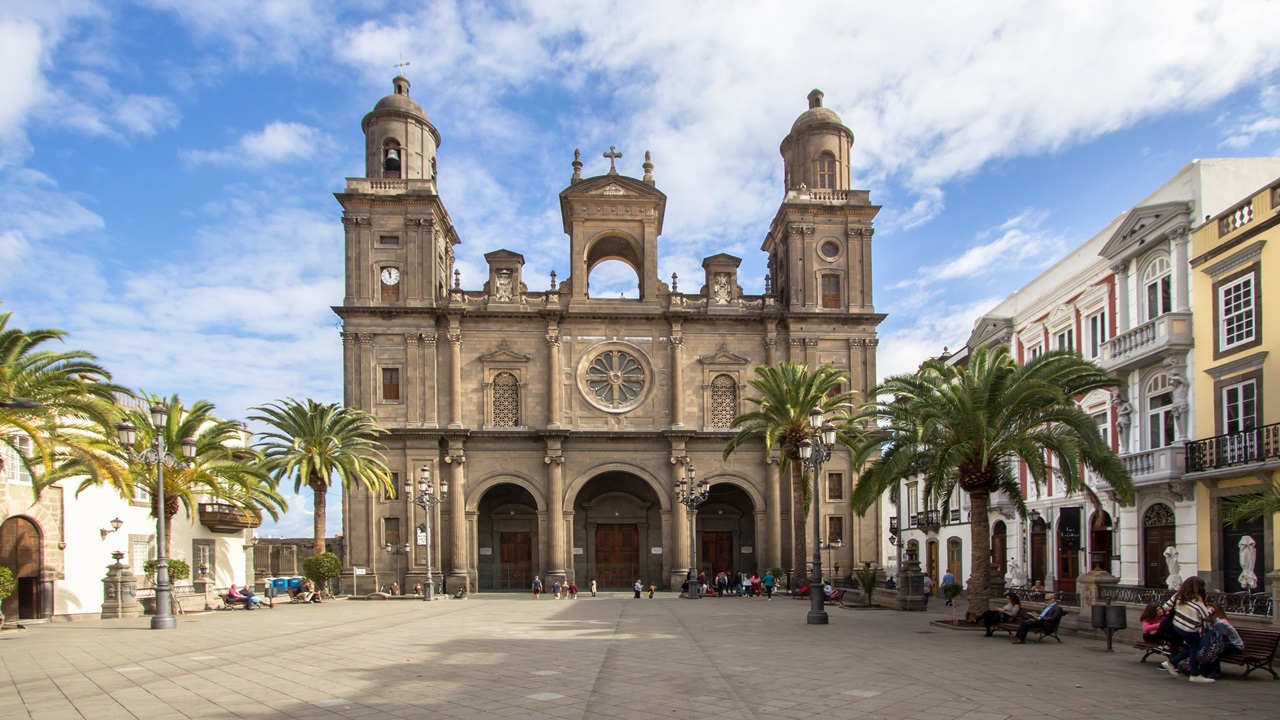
[899,210,1066,288]
[1219,85,1280,150]
[877,296,1005,381]
[183,121,332,168]
[0,21,45,163]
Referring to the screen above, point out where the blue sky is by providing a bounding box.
[4,2,1280,539]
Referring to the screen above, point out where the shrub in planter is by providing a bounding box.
[0,565,14,626]
[303,552,342,594]
[142,559,191,584]
[853,565,878,606]
[943,582,964,622]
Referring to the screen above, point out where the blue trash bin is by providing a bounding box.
[287,577,302,589]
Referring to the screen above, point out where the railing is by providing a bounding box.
[1101,312,1192,371]
[1098,585,1273,617]
[133,584,199,599]
[1186,422,1280,472]
[1107,322,1156,359]
[198,502,262,532]
[807,190,849,203]
[888,516,899,534]
[1218,199,1254,236]
[1008,586,1080,607]
[914,510,941,529]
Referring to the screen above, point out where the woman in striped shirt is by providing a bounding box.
[1161,576,1214,683]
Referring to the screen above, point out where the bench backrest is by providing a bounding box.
[1235,628,1280,654]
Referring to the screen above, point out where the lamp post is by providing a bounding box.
[406,465,447,601]
[384,542,410,594]
[675,464,710,599]
[116,405,196,630]
[798,406,837,625]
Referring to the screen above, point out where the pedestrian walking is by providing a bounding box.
[590,579,597,597]
[552,579,562,599]
[763,571,775,600]
[568,581,578,599]
[634,580,643,599]
[922,575,932,607]
[941,570,955,605]
[647,583,656,599]
[532,576,542,599]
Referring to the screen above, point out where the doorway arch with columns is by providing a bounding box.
[0,515,47,621]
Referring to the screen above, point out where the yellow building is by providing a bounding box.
[1187,176,1279,597]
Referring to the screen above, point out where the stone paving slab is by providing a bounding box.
[0,594,1276,719]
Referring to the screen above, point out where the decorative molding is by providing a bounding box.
[422,332,439,347]
[356,333,374,345]
[545,334,561,348]
[763,337,777,350]
[447,331,463,347]
[804,338,819,347]
[669,336,685,349]
[543,455,565,465]
[1199,239,1265,279]
[787,337,805,348]
[478,341,532,363]
[697,343,751,365]
[1204,350,1268,380]
[405,333,421,345]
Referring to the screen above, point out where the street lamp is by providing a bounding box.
[675,463,710,599]
[798,405,838,625]
[115,405,196,630]
[821,538,843,580]
[0,397,41,409]
[406,465,447,601]
[384,542,410,594]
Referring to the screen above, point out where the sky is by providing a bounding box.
[3,1,1280,539]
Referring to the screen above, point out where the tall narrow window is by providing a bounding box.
[1055,328,1075,352]
[1222,380,1258,464]
[1027,345,1043,361]
[826,472,844,501]
[383,517,401,547]
[1219,274,1256,350]
[1093,412,1110,450]
[1143,257,1172,321]
[492,371,520,427]
[821,274,841,308]
[827,515,844,543]
[709,374,737,428]
[817,153,836,189]
[382,368,401,401]
[907,482,919,525]
[1087,310,1108,358]
[1146,375,1175,449]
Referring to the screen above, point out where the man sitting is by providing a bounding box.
[1013,593,1062,643]
[228,584,267,610]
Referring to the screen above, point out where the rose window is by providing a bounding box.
[584,349,646,409]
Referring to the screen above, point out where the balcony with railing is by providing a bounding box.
[1186,422,1280,476]
[198,502,262,534]
[1100,312,1193,374]
[1119,445,1186,486]
[915,510,942,530]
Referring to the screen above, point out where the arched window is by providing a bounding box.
[1145,373,1174,449]
[383,139,402,177]
[1142,255,1172,321]
[492,372,519,427]
[817,152,837,189]
[710,374,737,428]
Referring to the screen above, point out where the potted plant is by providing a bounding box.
[0,566,14,628]
[853,563,878,607]
[142,559,191,585]
[943,582,964,623]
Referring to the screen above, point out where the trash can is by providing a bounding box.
[1106,605,1127,630]
[287,576,303,590]
[1091,604,1107,629]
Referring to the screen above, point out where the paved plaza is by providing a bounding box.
[1,594,1276,720]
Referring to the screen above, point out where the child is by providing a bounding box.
[1140,603,1165,644]
[647,583,656,599]
[1201,604,1245,680]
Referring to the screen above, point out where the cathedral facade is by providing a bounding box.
[335,78,884,593]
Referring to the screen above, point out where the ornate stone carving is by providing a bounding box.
[405,333,421,345]
[545,334,561,348]
[448,331,463,347]
[423,332,438,347]
[357,333,374,345]
[669,336,685,349]
[494,269,514,301]
[787,337,805,348]
[712,272,731,304]
[804,338,819,347]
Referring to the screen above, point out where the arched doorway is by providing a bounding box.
[476,483,539,591]
[926,539,939,589]
[1142,503,1176,588]
[0,516,45,620]
[1090,511,1114,572]
[574,471,662,590]
[991,521,1008,578]
[1030,518,1048,586]
[696,483,757,578]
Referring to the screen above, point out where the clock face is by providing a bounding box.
[380,267,401,286]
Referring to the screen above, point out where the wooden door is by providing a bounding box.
[991,525,1008,578]
[701,531,733,576]
[1057,545,1079,593]
[594,524,639,589]
[498,532,533,590]
[0,517,42,620]
[926,540,938,588]
[1030,522,1047,586]
[1143,525,1176,588]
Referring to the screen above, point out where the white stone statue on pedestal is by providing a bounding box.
[1164,546,1182,590]
[1009,561,1026,588]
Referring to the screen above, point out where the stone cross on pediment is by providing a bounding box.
[603,146,622,174]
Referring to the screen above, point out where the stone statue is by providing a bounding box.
[495,269,514,302]
[1009,561,1026,588]
[1115,398,1133,450]
[1168,369,1189,439]
[712,272,731,304]
[1163,545,1182,590]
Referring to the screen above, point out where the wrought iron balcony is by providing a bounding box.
[915,510,942,530]
[1186,422,1280,473]
[198,502,262,533]
[888,516,899,534]
[1099,311,1192,374]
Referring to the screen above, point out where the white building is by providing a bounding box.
[932,158,1280,593]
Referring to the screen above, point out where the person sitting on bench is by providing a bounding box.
[1013,593,1062,643]
[980,592,1025,635]
[228,584,266,610]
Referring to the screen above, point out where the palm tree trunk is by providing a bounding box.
[164,510,175,561]
[968,491,992,616]
[792,463,807,591]
[312,483,327,555]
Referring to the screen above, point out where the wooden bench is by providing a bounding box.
[218,592,274,610]
[993,612,1069,643]
[1137,627,1279,679]
[791,587,844,605]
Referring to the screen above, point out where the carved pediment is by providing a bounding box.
[1101,201,1189,260]
[591,182,634,197]
[697,343,751,365]
[479,341,532,363]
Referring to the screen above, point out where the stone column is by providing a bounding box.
[670,455,690,590]
[447,322,463,429]
[356,333,374,412]
[1112,262,1130,334]
[544,453,566,582]
[423,331,440,428]
[765,456,782,571]
[446,453,468,591]
[764,335,777,367]
[1170,226,1190,312]
[405,334,421,426]
[546,327,562,428]
[670,329,685,428]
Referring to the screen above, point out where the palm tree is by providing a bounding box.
[91,394,285,559]
[724,362,858,589]
[1,311,128,494]
[849,345,1134,615]
[251,399,394,555]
